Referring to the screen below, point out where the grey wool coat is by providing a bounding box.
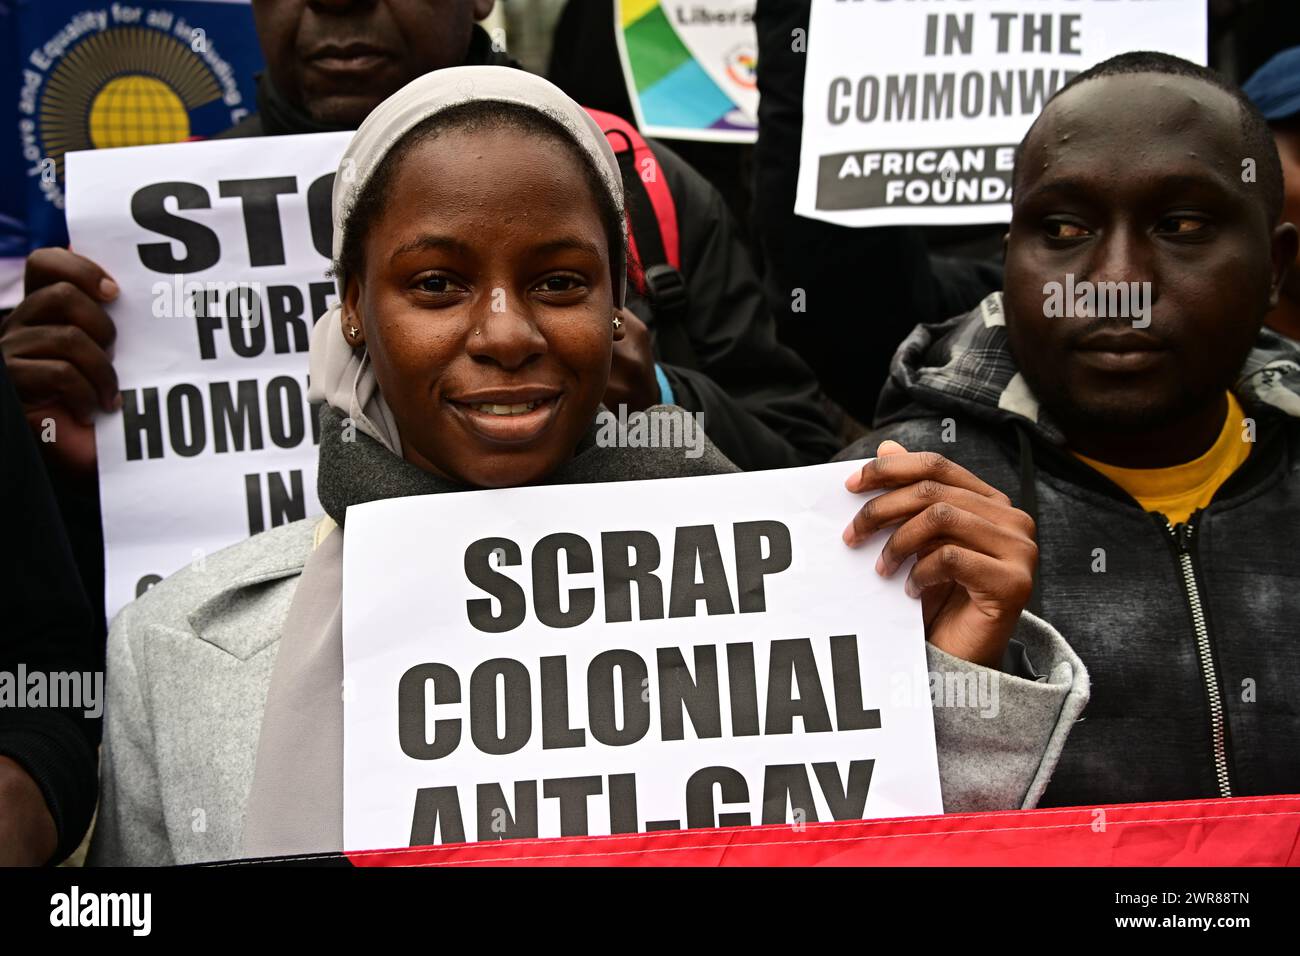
[89,408,1089,865]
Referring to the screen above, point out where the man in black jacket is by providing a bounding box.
[839,53,1300,805]
[0,0,839,630]
[0,360,99,864]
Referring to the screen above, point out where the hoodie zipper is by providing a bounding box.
[1162,514,1232,797]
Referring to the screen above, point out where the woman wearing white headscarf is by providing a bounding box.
[89,67,1086,865]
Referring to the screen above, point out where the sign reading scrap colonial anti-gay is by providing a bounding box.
[341,463,942,851]
[794,0,1206,228]
[65,132,350,620]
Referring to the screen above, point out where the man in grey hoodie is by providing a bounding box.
[841,52,1300,807]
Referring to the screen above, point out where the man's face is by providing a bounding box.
[1004,73,1293,438]
[251,0,493,127]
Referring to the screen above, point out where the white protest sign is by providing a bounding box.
[794,0,1207,228]
[342,460,942,852]
[65,131,350,620]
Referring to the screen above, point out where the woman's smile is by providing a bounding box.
[446,387,564,445]
[342,111,625,487]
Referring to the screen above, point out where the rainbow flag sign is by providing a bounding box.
[615,0,758,143]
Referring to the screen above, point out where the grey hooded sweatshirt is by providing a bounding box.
[840,292,1300,807]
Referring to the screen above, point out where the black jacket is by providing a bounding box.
[627,138,840,469]
[839,296,1300,806]
[752,0,1001,422]
[221,29,839,471]
[0,360,99,862]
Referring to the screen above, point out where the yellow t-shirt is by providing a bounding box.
[1073,393,1251,526]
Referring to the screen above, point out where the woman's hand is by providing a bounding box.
[842,440,1038,669]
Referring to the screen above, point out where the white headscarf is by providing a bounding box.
[305,65,628,455]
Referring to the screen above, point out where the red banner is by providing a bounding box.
[344,794,1300,867]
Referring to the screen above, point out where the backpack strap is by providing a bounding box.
[584,107,698,371]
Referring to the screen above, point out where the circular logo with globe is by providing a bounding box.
[87,74,194,148]
[23,18,249,214]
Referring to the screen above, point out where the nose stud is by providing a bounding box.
[612,315,623,330]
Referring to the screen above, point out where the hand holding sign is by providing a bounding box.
[842,441,1037,669]
[0,247,121,471]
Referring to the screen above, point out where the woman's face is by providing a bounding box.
[344,125,624,487]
